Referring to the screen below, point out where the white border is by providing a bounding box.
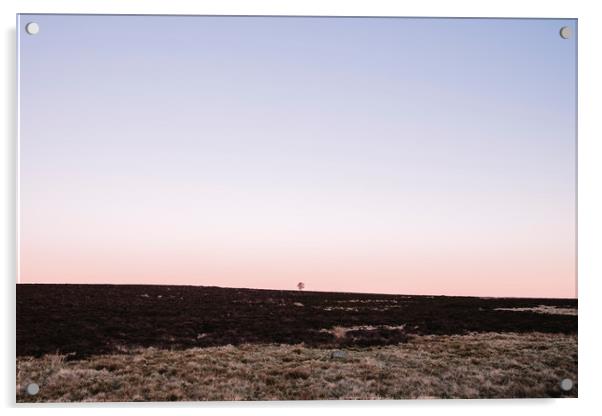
[3,1,601,415]
[15,13,20,285]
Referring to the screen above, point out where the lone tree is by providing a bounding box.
[297,282,305,291]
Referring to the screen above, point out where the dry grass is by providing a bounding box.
[16,332,577,402]
[320,325,406,340]
[494,306,577,316]
[322,306,395,312]
[322,306,360,312]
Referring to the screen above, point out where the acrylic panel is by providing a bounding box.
[16,14,577,402]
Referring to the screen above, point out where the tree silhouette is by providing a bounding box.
[297,282,305,291]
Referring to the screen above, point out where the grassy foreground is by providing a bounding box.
[17,332,577,402]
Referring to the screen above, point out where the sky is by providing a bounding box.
[18,15,577,298]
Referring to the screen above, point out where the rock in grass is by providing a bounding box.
[330,350,347,359]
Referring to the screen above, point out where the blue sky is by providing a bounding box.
[18,15,577,297]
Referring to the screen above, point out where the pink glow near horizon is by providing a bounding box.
[19,183,576,297]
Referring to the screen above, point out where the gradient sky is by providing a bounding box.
[18,15,577,298]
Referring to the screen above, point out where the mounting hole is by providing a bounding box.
[559,26,571,39]
[559,378,573,391]
[26,383,39,395]
[25,22,40,35]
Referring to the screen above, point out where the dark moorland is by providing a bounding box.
[17,284,577,359]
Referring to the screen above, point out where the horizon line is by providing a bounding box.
[16,282,578,301]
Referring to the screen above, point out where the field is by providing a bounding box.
[16,284,578,402]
